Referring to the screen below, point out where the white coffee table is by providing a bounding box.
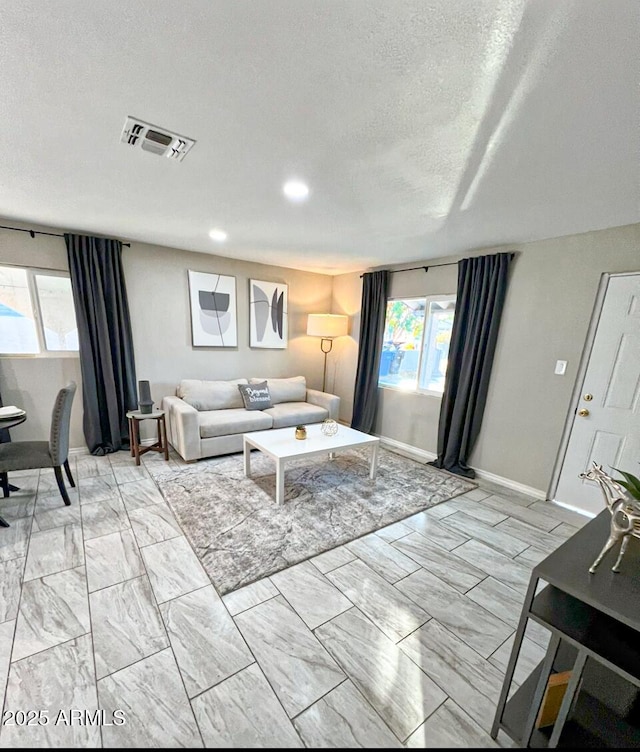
[243,423,380,504]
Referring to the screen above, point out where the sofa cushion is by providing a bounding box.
[198,408,273,439]
[249,376,306,405]
[238,381,272,411]
[178,379,248,411]
[262,402,328,429]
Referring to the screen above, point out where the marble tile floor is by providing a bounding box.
[0,448,589,748]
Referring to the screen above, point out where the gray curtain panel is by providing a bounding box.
[429,252,514,478]
[65,234,138,455]
[351,270,390,433]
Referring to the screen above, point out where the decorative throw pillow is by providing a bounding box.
[238,381,272,411]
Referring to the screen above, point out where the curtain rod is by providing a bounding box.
[0,224,131,247]
[359,261,457,278]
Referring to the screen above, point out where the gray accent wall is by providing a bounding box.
[333,222,640,493]
[0,224,332,450]
[330,271,363,424]
[123,241,333,415]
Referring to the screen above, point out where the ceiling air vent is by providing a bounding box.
[120,117,195,162]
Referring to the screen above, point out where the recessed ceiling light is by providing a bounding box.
[209,228,228,242]
[283,180,309,202]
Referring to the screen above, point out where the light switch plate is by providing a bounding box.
[555,360,567,375]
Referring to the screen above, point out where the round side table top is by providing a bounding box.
[0,412,27,430]
[126,410,165,420]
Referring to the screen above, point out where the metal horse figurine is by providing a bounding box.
[580,462,640,573]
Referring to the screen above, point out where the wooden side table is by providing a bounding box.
[126,410,169,466]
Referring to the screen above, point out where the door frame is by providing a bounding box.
[547,270,640,505]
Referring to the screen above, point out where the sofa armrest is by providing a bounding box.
[162,396,200,462]
[306,389,340,420]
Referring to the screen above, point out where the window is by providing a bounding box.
[378,295,456,395]
[0,265,79,355]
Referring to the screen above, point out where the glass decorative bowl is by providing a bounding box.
[321,418,339,437]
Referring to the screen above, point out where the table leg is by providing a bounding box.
[276,459,285,504]
[128,417,135,457]
[547,651,587,748]
[370,442,379,479]
[243,439,251,477]
[133,419,141,466]
[161,415,169,460]
[522,633,561,747]
[0,472,18,496]
[164,415,170,460]
[492,574,539,738]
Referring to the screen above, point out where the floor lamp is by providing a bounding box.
[307,314,349,393]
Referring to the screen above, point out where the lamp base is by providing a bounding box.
[320,339,333,393]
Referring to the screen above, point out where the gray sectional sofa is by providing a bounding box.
[162,376,340,462]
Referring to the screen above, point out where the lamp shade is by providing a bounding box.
[307,314,349,338]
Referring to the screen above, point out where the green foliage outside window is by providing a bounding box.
[383,300,424,346]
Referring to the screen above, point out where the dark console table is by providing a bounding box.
[491,509,640,747]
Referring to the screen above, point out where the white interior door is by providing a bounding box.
[555,273,640,516]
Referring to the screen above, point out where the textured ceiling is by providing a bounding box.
[0,0,638,274]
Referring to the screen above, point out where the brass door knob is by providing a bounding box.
[583,393,593,401]
[578,408,590,417]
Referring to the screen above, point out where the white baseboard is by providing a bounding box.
[472,467,547,501]
[377,434,547,501]
[377,435,437,463]
[549,498,595,519]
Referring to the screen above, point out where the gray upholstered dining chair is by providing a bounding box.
[0,382,77,507]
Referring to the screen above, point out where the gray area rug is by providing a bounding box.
[156,447,476,595]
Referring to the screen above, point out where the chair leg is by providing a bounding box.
[1,472,9,498]
[0,472,8,523]
[63,459,76,488]
[54,466,72,506]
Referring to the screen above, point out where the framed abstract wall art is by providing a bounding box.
[188,270,237,347]
[249,279,288,348]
